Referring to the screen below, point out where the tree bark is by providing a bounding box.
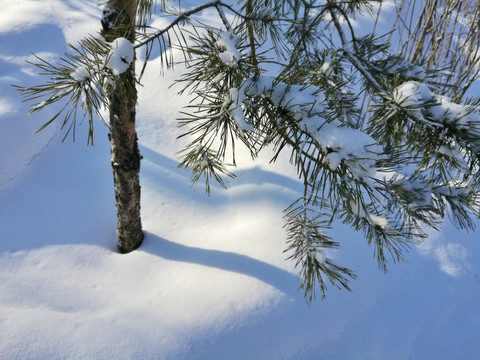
[104,0,143,253]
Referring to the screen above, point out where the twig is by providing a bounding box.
[329,8,388,98]
[134,1,223,49]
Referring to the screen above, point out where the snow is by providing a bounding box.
[319,54,334,77]
[105,37,135,76]
[350,199,389,229]
[0,97,14,116]
[385,59,426,79]
[392,81,480,134]
[305,121,379,176]
[438,145,470,173]
[393,81,433,107]
[429,95,480,128]
[1,1,480,359]
[313,249,326,265]
[229,87,254,132]
[368,214,389,229]
[236,73,381,176]
[71,65,90,82]
[216,31,242,67]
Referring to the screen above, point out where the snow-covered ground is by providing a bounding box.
[1,1,479,359]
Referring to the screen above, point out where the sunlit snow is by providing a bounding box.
[105,37,134,75]
[71,65,90,82]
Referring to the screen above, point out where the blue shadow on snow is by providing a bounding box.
[141,232,300,296]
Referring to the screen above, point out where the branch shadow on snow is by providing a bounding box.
[139,144,302,195]
[141,231,300,296]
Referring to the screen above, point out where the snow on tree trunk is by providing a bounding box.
[104,0,143,253]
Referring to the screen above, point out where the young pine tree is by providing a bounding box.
[16,0,480,302]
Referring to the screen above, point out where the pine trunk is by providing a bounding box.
[104,0,143,253]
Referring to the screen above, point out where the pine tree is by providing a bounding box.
[16,0,480,302]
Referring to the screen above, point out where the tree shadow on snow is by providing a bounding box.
[141,231,300,296]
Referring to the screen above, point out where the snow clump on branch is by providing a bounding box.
[393,80,480,127]
[215,31,243,68]
[229,73,381,176]
[385,59,426,79]
[105,37,134,76]
[71,65,90,82]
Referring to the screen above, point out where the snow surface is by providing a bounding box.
[1,1,480,359]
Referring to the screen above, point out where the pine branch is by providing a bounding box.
[15,37,112,145]
[134,1,225,49]
[329,7,388,98]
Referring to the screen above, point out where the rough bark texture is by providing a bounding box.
[105,0,143,253]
